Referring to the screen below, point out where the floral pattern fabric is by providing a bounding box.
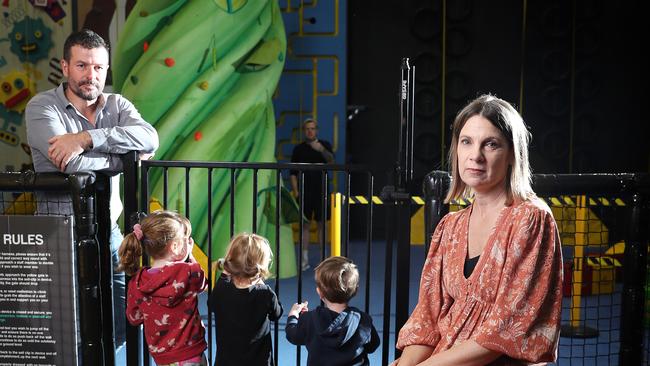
[397,198,563,365]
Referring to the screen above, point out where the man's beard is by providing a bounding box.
[70,79,102,101]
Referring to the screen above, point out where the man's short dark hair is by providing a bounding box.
[63,29,109,61]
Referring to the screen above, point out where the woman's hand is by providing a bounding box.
[390,345,434,366]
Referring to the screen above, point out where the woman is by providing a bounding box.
[392,95,563,366]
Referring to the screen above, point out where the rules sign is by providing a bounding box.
[0,215,77,366]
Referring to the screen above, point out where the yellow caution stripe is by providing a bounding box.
[544,196,626,207]
[585,256,622,268]
[345,195,425,205]
[345,195,626,207]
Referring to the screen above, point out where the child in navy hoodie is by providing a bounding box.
[286,256,380,366]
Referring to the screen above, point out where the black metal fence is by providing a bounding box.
[122,159,379,366]
[4,165,646,365]
[422,171,650,365]
[0,171,117,365]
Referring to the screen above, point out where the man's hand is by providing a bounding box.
[308,139,325,152]
[309,139,335,163]
[48,131,92,172]
[139,152,155,161]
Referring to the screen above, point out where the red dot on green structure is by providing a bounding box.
[143,42,149,52]
[165,58,175,67]
[194,131,203,141]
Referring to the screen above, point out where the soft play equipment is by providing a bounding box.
[112,0,296,278]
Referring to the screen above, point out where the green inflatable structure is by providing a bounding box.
[112,0,297,278]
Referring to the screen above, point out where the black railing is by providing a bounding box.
[0,171,115,365]
[122,159,377,365]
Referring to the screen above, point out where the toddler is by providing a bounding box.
[208,233,283,366]
[286,256,380,366]
[118,210,207,366]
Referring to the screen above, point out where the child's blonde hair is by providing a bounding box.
[315,256,359,304]
[218,233,273,281]
[117,210,191,276]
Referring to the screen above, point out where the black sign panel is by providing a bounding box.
[0,215,77,366]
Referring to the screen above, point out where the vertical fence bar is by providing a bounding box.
[394,191,411,359]
[163,168,168,209]
[94,174,116,366]
[69,174,104,366]
[296,171,304,366]
[364,173,374,314]
[381,202,395,365]
[274,170,281,366]
[321,170,328,261]
[185,168,191,219]
[207,167,213,364]
[230,169,236,238]
[122,152,141,366]
[252,169,258,233]
[344,171,351,257]
[620,192,648,364]
[140,164,151,366]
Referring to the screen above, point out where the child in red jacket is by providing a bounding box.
[118,210,207,366]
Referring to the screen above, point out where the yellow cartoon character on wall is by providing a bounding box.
[0,70,36,113]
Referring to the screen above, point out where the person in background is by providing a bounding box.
[208,233,283,366]
[391,94,563,366]
[286,256,380,366]
[118,210,207,366]
[290,118,334,271]
[25,28,159,349]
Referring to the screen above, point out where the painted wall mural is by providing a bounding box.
[275,0,346,165]
[0,1,72,172]
[112,0,296,277]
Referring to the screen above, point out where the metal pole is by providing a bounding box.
[121,152,141,366]
[381,205,395,365]
[394,57,415,357]
[69,173,104,365]
[619,192,648,364]
[95,174,116,365]
[422,171,450,266]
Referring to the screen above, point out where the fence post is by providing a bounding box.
[94,174,116,365]
[422,171,450,255]
[121,151,141,366]
[619,191,648,364]
[68,173,105,365]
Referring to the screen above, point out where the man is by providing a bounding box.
[290,118,334,271]
[25,29,159,349]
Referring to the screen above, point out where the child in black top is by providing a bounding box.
[286,256,380,366]
[208,233,283,366]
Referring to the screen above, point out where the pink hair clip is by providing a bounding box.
[133,224,143,240]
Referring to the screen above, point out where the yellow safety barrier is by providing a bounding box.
[570,195,588,328]
[330,193,342,256]
[329,193,427,251]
